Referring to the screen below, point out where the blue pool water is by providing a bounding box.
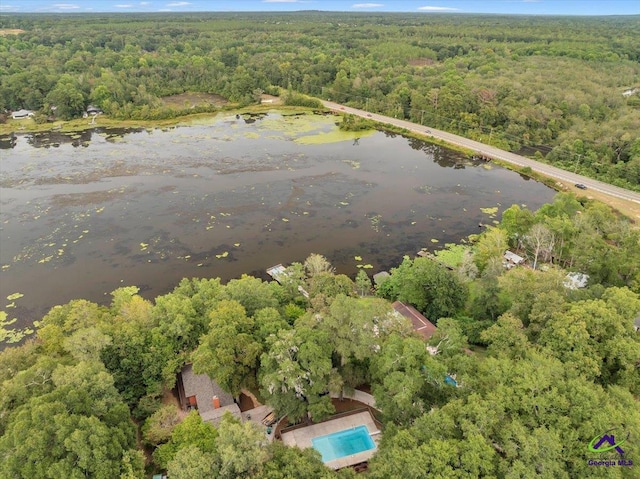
[311,425,376,462]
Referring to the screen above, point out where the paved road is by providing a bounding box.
[322,100,640,205]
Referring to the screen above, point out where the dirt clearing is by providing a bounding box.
[0,29,25,36]
[161,92,227,109]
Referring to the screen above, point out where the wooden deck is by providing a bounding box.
[266,264,287,282]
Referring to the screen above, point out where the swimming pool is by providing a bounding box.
[311,425,376,462]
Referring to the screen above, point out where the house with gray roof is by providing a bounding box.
[177,364,241,425]
[11,109,34,119]
[86,105,103,115]
[503,250,525,269]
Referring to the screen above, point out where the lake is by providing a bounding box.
[0,111,556,328]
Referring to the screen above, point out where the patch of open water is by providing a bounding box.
[0,111,555,329]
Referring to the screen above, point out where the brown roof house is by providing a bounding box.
[392,301,437,340]
[178,364,241,425]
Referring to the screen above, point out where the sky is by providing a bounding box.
[1,1,638,15]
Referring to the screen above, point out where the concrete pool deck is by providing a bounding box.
[280,411,380,470]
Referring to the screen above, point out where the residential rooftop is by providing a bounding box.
[392,301,437,340]
[179,364,241,424]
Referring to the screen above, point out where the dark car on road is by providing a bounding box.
[575,183,587,190]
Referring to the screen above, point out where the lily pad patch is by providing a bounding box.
[480,207,499,215]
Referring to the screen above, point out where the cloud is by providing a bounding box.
[114,4,134,7]
[0,5,19,10]
[352,3,384,7]
[166,1,191,6]
[52,3,81,8]
[418,5,460,12]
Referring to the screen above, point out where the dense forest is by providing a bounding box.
[2,192,639,477]
[1,13,639,190]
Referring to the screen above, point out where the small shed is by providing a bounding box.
[392,301,437,340]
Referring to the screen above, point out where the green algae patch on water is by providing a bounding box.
[258,113,332,137]
[480,206,499,216]
[295,128,375,145]
[1,311,34,345]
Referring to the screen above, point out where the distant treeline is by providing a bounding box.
[1,12,639,189]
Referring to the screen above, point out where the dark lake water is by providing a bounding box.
[0,111,556,328]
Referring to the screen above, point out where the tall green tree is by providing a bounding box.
[259,327,341,423]
[480,313,531,359]
[0,361,137,479]
[500,204,535,248]
[224,274,280,317]
[304,253,335,277]
[321,295,410,368]
[473,227,509,272]
[257,441,336,479]
[167,445,218,479]
[192,300,262,396]
[44,74,86,119]
[355,269,372,296]
[154,411,218,469]
[100,288,159,417]
[214,413,269,479]
[142,404,182,447]
[371,334,446,426]
[378,256,467,321]
[539,287,640,392]
[498,266,567,325]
